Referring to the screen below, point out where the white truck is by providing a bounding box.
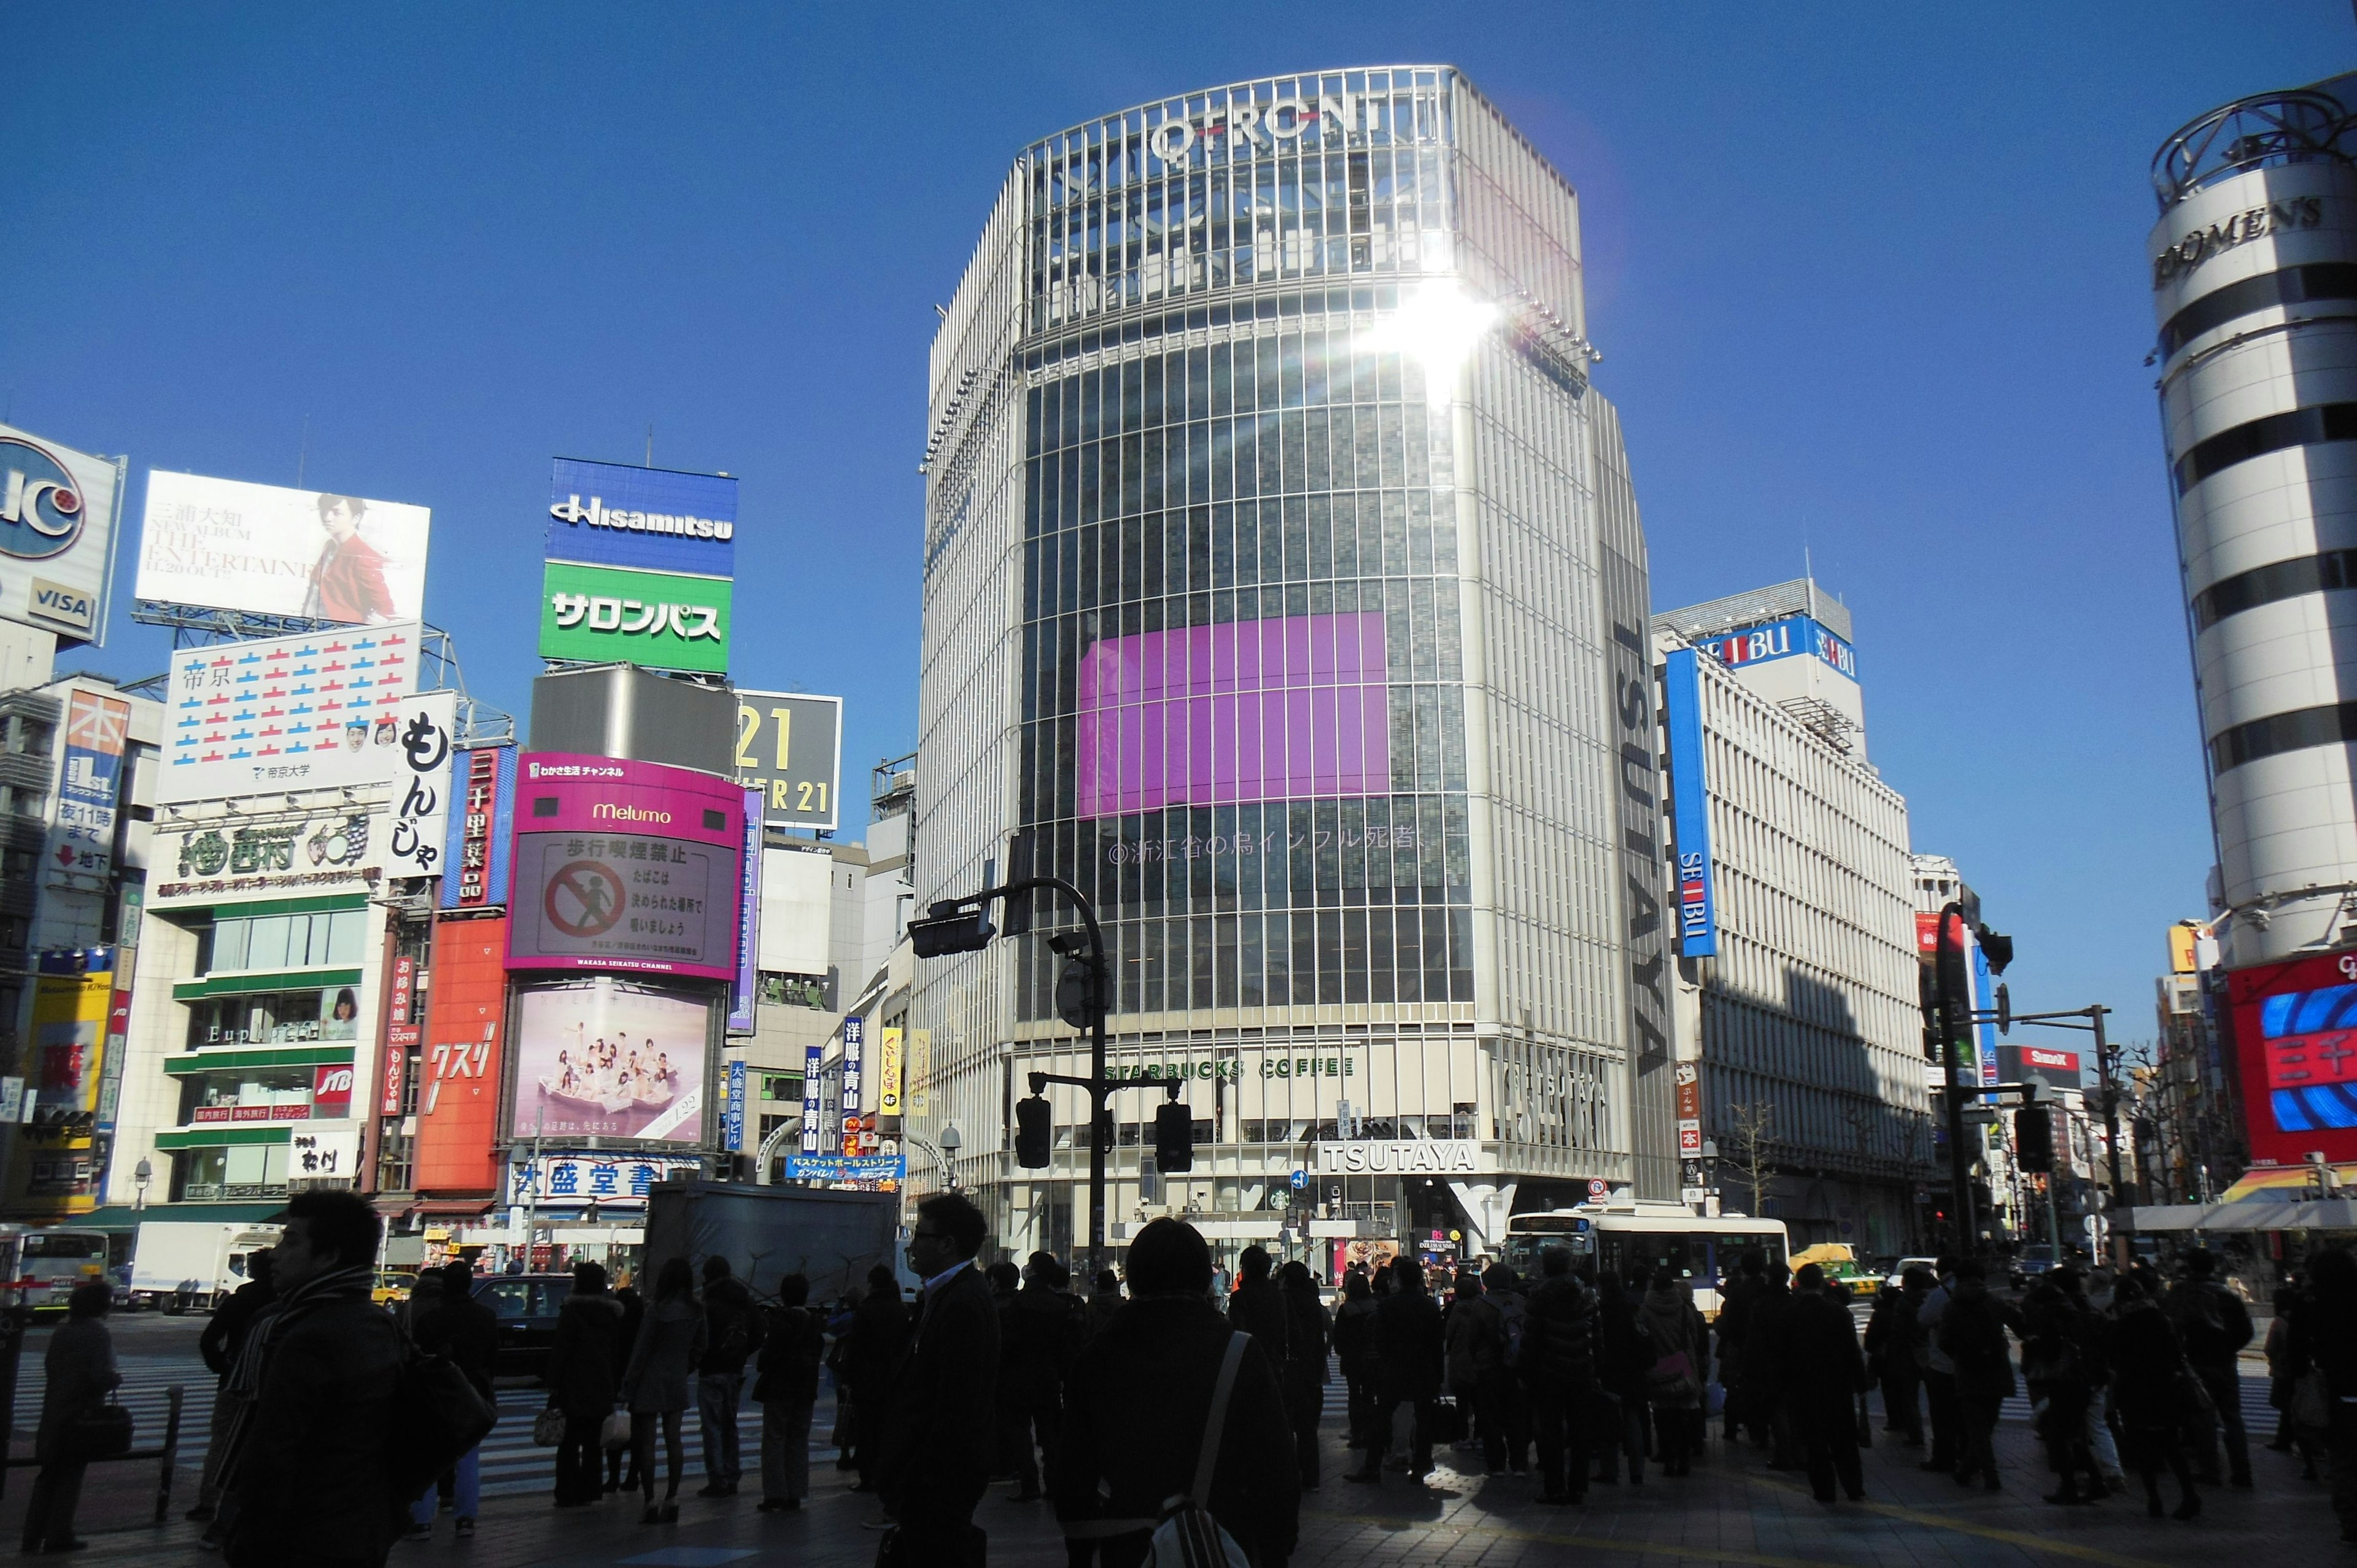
[128,1221,280,1312]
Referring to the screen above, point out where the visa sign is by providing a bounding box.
[1696,616,1857,681]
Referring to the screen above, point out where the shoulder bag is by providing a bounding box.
[1056,1331,1255,1568]
[63,1392,133,1464]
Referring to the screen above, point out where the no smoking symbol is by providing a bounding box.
[544,859,624,938]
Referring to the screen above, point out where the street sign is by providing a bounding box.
[1587,1177,1608,1199]
[1288,1170,1309,1191]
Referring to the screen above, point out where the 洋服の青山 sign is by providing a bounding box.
[538,560,731,676]
[1313,1139,1482,1175]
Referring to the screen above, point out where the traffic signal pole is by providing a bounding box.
[1933,902,1978,1253]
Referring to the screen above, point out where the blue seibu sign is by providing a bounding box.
[1695,616,1857,681]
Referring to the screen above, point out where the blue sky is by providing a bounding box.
[5,2,2350,1044]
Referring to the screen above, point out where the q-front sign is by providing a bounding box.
[1314,1139,1483,1176]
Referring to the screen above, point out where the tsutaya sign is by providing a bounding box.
[1314,1138,1482,1175]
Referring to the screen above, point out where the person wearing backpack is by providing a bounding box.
[1053,1218,1299,1567]
[2164,1248,2254,1487]
[753,1273,826,1513]
[1005,1251,1086,1500]
[405,1259,499,1539]
[1329,1272,1379,1451]
[218,1189,408,1568]
[695,1254,765,1497]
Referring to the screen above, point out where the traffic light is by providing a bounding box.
[1154,1099,1194,1174]
[1053,933,1105,1032]
[1977,925,2014,976]
[910,902,992,957]
[1015,1095,1052,1168]
[999,830,1036,938]
[2014,1106,2054,1174]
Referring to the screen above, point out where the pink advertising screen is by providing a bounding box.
[1075,612,1391,819]
[506,754,745,980]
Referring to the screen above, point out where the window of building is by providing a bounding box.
[756,973,829,1010]
[203,908,367,975]
[760,1074,800,1103]
[175,1143,292,1202]
[185,986,362,1049]
[179,1067,322,1124]
[7,718,53,759]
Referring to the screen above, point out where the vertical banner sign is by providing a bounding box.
[1661,648,1719,958]
[1674,1061,1702,1156]
[728,787,761,1033]
[379,954,416,1114]
[96,978,132,1132]
[49,690,129,890]
[387,690,456,878]
[724,1060,747,1153]
[877,1026,904,1118]
[908,1027,931,1114]
[442,746,514,910]
[799,1043,824,1154]
[840,1017,865,1157]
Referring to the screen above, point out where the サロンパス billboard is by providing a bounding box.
[508,977,711,1145]
[160,622,422,805]
[547,458,737,581]
[137,471,430,624]
[0,423,125,646]
[505,754,745,981]
[538,560,730,674]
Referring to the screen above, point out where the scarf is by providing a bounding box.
[217,1263,376,1494]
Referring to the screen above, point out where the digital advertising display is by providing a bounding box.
[0,423,125,646]
[1074,611,1391,819]
[160,622,421,805]
[137,471,430,623]
[505,753,745,980]
[508,976,712,1145]
[538,560,731,674]
[547,457,737,580]
[2229,950,2357,1165]
[733,690,842,830]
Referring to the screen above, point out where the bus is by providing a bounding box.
[12,1226,112,1313]
[1501,1203,1789,1316]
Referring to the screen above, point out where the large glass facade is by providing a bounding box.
[1014,298,1474,1022]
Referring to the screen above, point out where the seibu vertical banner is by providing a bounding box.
[1660,647,1719,958]
[380,953,417,1114]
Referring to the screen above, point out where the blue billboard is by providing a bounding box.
[1662,648,1719,957]
[548,457,737,579]
[1695,615,1857,681]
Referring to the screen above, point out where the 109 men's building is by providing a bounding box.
[912,67,1683,1264]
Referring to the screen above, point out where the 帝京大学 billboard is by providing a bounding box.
[0,423,125,646]
[159,624,424,805]
[137,471,430,624]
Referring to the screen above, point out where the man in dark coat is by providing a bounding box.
[408,1259,498,1537]
[2284,1246,2357,1540]
[22,1281,119,1553]
[544,1261,627,1504]
[1939,1257,2019,1491]
[221,1190,408,1568]
[1714,1250,1767,1444]
[191,1248,274,1526]
[1862,1267,1927,1447]
[754,1273,826,1512]
[1592,1272,1652,1486]
[2164,1248,2254,1486]
[1004,1251,1086,1499]
[1515,1246,1598,1503]
[880,1193,1000,1561]
[842,1265,911,1491]
[1053,1218,1299,1568]
[695,1255,765,1497]
[1745,1265,1800,1467]
[1345,1256,1445,1485]
[1784,1264,1870,1502]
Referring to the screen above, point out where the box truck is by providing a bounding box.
[129,1221,281,1311]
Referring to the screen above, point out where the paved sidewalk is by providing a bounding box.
[25,1373,2349,1567]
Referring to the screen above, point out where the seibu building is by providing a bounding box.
[911,67,1680,1270]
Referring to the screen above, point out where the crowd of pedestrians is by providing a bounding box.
[34,1191,2357,1566]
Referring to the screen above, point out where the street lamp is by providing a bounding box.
[938,1123,962,1192]
[133,1157,152,1212]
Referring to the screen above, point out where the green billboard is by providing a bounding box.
[538,560,731,674]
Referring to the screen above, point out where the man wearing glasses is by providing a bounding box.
[878,1192,999,1563]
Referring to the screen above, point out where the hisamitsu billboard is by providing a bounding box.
[547,458,737,580]
[505,754,745,981]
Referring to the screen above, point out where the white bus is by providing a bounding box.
[1501,1203,1789,1316]
[10,1226,113,1313]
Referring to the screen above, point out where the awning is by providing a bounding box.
[2218,1164,2357,1203]
[2123,1199,2357,1233]
[74,1202,288,1232]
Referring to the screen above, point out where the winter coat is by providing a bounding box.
[1938,1280,2018,1402]
[1862,1284,1920,1378]
[840,1288,911,1397]
[1006,1284,1086,1404]
[1638,1283,1702,1408]
[699,1275,765,1377]
[1372,1288,1446,1402]
[621,1294,706,1415]
[2163,1278,2254,1371]
[1227,1277,1290,1350]
[1445,1293,1507,1391]
[2018,1284,2101,1395]
[34,1317,119,1462]
[2285,1277,2357,1404]
[1331,1297,1380,1376]
[1280,1285,1331,1388]
[223,1276,406,1568]
[1053,1296,1299,1568]
[1595,1279,1651,1400]
[1741,1279,1795,1397]
[879,1264,999,1531]
[753,1305,826,1406]
[199,1280,275,1381]
[2108,1299,2196,1434]
[546,1291,627,1418]
[1714,1274,1763,1383]
[417,1289,500,1399]
[1518,1275,1597,1391]
[1916,1282,1956,1375]
[1780,1288,1869,1425]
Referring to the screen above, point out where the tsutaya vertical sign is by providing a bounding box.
[1660,648,1719,957]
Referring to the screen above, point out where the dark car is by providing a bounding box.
[473,1273,576,1379]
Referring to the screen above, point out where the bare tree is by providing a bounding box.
[1718,1101,1777,1216]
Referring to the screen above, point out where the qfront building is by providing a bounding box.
[912,67,1679,1269]
[2148,74,2357,1170]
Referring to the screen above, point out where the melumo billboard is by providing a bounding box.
[137,472,430,623]
[538,561,731,675]
[0,423,126,646]
[2228,950,2357,1166]
[505,752,745,980]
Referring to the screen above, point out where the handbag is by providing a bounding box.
[62,1397,133,1463]
[876,1523,986,1567]
[532,1406,566,1446]
[601,1410,633,1450]
[2291,1368,2333,1431]
[1576,1386,1625,1450]
[1427,1393,1468,1446]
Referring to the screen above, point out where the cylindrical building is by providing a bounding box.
[2153,77,2357,968]
[914,68,1676,1269]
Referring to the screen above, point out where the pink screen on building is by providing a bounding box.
[1074,612,1391,819]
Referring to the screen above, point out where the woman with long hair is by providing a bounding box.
[619,1256,705,1523]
